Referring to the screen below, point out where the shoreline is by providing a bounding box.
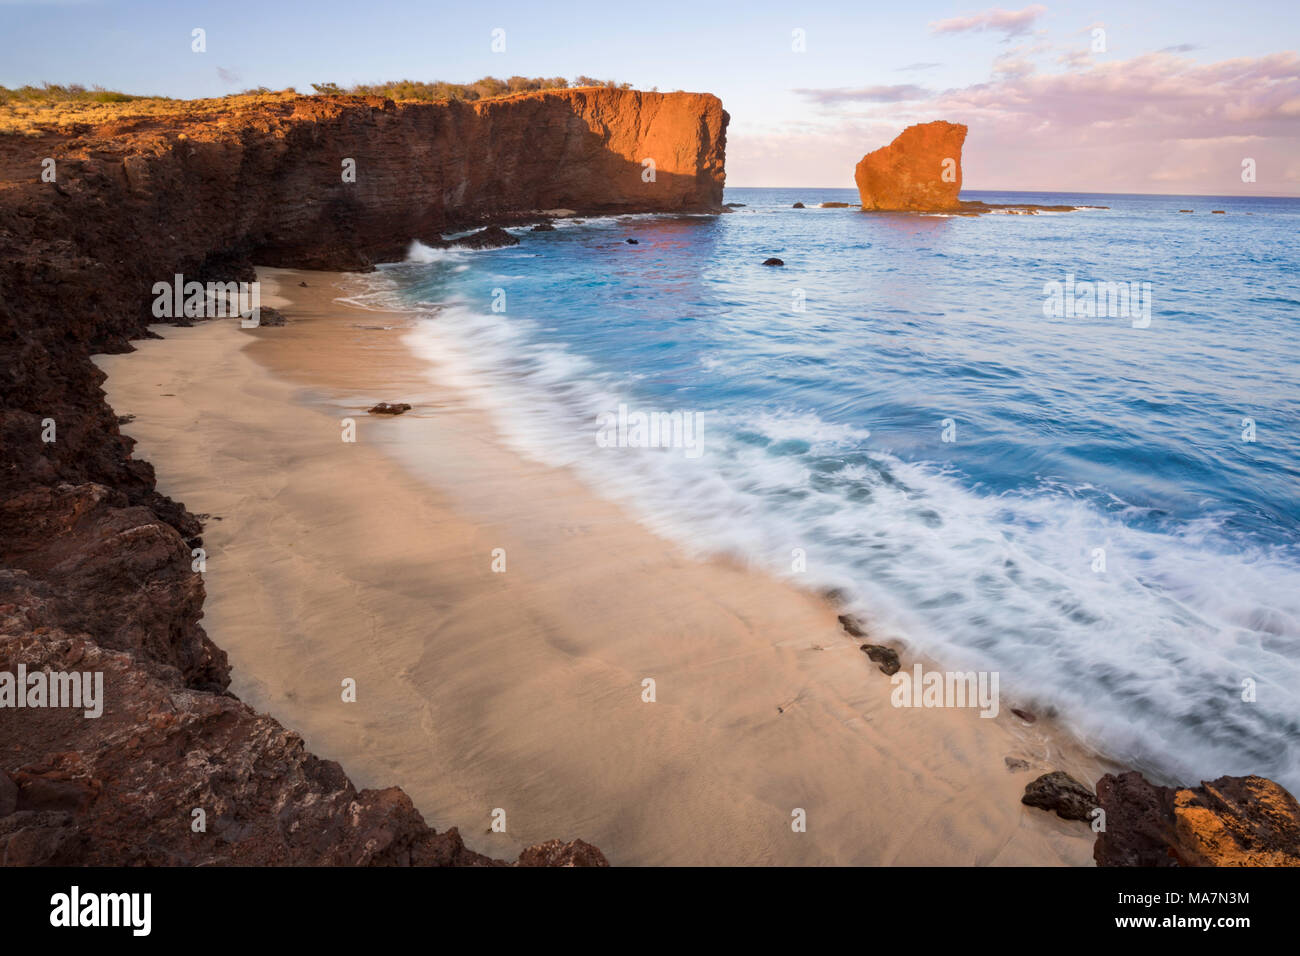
[96,266,1113,865]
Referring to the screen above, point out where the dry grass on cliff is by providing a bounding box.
[0,78,636,137]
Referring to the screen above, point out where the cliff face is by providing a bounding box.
[0,87,726,865]
[854,120,966,212]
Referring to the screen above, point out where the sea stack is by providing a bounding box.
[854,120,967,212]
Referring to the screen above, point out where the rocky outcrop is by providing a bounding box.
[0,87,722,866]
[854,121,966,212]
[1094,771,1300,867]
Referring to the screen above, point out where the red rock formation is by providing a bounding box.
[1094,771,1300,866]
[0,87,725,866]
[854,120,966,212]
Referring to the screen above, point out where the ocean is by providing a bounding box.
[344,187,1300,791]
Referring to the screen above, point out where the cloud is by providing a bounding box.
[992,55,1035,78]
[1056,49,1093,69]
[216,66,241,85]
[895,62,943,72]
[930,5,1048,39]
[793,84,932,104]
[1160,43,1199,54]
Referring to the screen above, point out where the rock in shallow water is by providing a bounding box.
[855,120,966,212]
[452,226,520,249]
[762,257,784,266]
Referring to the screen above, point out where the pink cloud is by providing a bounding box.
[930,5,1048,39]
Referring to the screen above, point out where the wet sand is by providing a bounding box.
[95,266,1112,865]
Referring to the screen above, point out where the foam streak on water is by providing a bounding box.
[355,189,1300,790]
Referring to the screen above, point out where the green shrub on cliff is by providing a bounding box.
[0,83,151,105]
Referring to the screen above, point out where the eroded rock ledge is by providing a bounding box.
[1094,771,1300,867]
[0,87,728,865]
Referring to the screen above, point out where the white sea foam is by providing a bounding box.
[351,267,1300,792]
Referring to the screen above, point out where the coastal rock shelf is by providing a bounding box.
[0,86,728,865]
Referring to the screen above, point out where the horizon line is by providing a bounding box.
[726,186,1300,200]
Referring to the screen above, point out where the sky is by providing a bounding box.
[2,0,1297,195]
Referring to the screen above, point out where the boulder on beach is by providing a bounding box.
[859,643,901,675]
[761,257,784,266]
[368,402,412,415]
[1022,771,1098,822]
[855,120,967,212]
[241,307,286,327]
[1093,771,1300,866]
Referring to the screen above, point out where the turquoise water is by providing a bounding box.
[351,187,1300,790]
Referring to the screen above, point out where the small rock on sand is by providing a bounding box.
[368,402,412,415]
[860,643,901,676]
[1022,771,1097,822]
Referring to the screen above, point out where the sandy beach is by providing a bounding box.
[95,267,1112,866]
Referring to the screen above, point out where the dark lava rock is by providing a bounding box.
[762,257,784,266]
[625,238,639,244]
[724,202,746,208]
[116,414,135,425]
[1022,771,1097,822]
[451,226,520,249]
[299,280,309,286]
[516,838,610,867]
[531,222,556,231]
[1094,771,1300,867]
[368,402,412,415]
[860,643,901,676]
[837,613,867,637]
[0,771,18,817]
[792,202,805,208]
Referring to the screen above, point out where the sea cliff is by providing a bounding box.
[0,88,728,865]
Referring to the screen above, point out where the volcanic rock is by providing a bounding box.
[1022,771,1098,822]
[762,257,783,266]
[1093,771,1300,866]
[855,121,967,212]
[368,402,412,415]
[451,226,519,249]
[860,644,901,676]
